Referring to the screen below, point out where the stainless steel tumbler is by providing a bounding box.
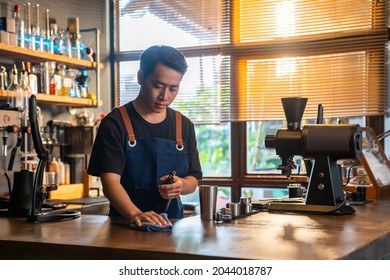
[199,185,218,220]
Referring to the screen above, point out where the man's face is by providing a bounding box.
[138,63,183,114]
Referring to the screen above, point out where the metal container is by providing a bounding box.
[245,203,253,214]
[199,185,218,220]
[240,197,251,204]
[229,202,240,217]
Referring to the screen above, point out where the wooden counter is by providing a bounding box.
[1,198,390,260]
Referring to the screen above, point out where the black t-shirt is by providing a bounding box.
[87,102,203,180]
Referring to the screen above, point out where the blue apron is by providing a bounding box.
[116,106,189,219]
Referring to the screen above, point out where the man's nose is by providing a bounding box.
[158,87,169,100]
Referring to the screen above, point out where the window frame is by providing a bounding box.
[111,0,387,202]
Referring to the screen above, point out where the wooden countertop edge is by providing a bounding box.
[340,232,390,260]
[0,239,236,260]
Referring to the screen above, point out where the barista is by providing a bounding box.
[87,45,202,227]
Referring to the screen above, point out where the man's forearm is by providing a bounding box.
[181,176,198,195]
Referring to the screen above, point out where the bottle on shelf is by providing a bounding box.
[23,2,33,50]
[50,23,62,55]
[47,157,59,179]
[0,71,3,91]
[40,62,50,94]
[67,17,81,59]
[68,68,80,98]
[60,29,72,58]
[35,62,49,94]
[6,65,22,109]
[76,70,90,98]
[0,66,8,90]
[33,63,43,94]
[24,62,38,95]
[14,4,25,48]
[57,158,65,185]
[49,62,61,96]
[19,66,32,119]
[42,9,52,54]
[32,3,43,52]
[58,64,71,96]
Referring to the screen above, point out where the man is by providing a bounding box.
[87,45,202,227]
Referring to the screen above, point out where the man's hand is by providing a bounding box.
[158,173,183,199]
[131,211,168,227]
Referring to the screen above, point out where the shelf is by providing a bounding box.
[0,43,104,70]
[35,94,99,107]
[0,91,99,107]
[0,33,102,108]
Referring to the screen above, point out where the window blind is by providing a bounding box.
[114,0,388,123]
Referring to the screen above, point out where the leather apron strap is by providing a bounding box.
[175,110,183,150]
[118,106,136,145]
[119,106,183,148]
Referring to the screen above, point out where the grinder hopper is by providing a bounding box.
[281,97,308,130]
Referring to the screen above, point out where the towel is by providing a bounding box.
[129,213,173,232]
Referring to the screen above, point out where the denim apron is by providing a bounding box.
[116,106,189,218]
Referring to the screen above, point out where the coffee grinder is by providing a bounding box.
[264,97,362,214]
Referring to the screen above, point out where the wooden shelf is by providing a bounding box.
[0,43,103,70]
[0,43,104,108]
[0,90,99,107]
[36,94,99,107]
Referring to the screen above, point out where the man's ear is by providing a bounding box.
[137,70,144,85]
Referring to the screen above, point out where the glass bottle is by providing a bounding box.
[19,69,31,120]
[34,63,43,94]
[0,71,3,91]
[49,62,61,96]
[76,70,90,97]
[68,17,81,60]
[71,36,81,60]
[60,29,72,58]
[32,4,43,52]
[40,62,50,94]
[68,69,80,98]
[50,23,62,55]
[35,62,49,94]
[0,66,7,90]
[23,2,33,50]
[25,61,38,95]
[58,64,71,96]
[14,4,25,48]
[6,65,22,109]
[42,9,52,53]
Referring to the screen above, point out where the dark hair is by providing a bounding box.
[139,45,188,78]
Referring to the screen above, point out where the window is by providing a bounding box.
[113,0,388,202]
[247,117,366,175]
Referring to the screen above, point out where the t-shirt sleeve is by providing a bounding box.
[87,110,126,177]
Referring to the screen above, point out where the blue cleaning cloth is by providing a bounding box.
[129,213,173,232]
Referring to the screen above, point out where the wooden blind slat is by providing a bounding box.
[116,0,388,123]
